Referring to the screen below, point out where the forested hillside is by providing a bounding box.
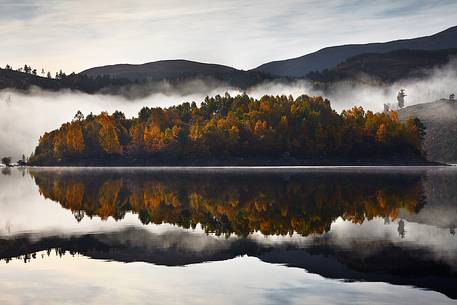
[30,94,427,165]
[0,64,272,98]
[306,49,457,83]
[0,68,132,93]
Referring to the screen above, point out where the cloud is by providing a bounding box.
[0,0,456,73]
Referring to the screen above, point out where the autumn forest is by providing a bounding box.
[30,94,427,165]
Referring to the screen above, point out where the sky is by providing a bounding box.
[1,0,457,74]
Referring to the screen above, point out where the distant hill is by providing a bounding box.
[80,59,271,88]
[0,64,270,97]
[306,48,457,83]
[0,68,135,94]
[0,69,60,91]
[398,99,457,163]
[81,60,238,80]
[254,26,457,77]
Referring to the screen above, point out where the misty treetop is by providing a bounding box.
[29,93,426,165]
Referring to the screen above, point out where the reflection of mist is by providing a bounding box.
[2,60,457,159]
[0,169,151,236]
[1,167,11,176]
[1,167,456,269]
[404,168,457,229]
[2,252,453,305]
[95,226,237,255]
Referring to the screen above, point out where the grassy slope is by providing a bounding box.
[399,99,457,163]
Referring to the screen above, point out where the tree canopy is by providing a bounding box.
[30,94,426,165]
[1,157,12,166]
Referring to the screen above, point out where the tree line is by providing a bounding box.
[29,93,427,165]
[3,64,77,79]
[1,64,134,94]
[4,64,53,79]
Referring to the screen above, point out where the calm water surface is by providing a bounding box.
[0,166,456,305]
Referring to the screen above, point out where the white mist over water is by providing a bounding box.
[1,61,457,160]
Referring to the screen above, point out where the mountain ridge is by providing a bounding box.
[253,25,457,77]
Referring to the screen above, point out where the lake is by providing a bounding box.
[0,166,456,305]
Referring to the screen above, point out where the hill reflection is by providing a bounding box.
[30,169,425,236]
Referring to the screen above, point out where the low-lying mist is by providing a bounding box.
[1,60,456,160]
[250,58,457,111]
[0,88,232,161]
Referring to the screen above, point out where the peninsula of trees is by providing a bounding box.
[29,94,428,166]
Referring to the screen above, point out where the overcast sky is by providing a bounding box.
[1,0,457,73]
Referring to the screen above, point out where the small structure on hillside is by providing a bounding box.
[397,89,407,109]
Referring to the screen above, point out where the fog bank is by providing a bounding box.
[249,59,457,111]
[1,61,457,160]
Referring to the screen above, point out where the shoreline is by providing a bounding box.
[25,161,448,169]
[24,165,453,175]
[28,157,446,167]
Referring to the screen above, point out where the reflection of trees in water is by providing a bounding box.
[398,219,406,238]
[2,248,70,264]
[1,227,456,300]
[1,167,11,175]
[30,171,425,236]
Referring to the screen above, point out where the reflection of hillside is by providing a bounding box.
[30,170,424,236]
[0,227,455,299]
[402,170,457,230]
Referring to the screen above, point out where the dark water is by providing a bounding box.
[0,166,456,305]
